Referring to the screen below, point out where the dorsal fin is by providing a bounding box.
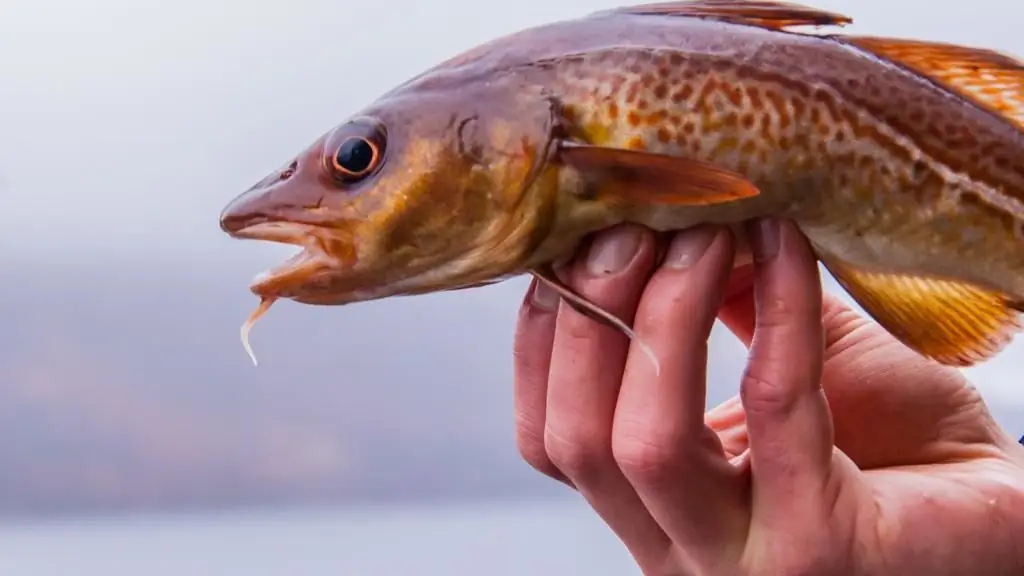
[603,0,852,30]
[838,36,1024,132]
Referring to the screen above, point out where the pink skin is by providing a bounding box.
[513,219,1024,575]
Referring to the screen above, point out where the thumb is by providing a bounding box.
[741,218,836,525]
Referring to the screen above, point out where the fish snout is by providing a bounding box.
[219,157,331,236]
[219,159,300,235]
[219,192,263,236]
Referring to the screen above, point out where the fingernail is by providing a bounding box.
[586,226,642,275]
[664,226,718,268]
[749,218,781,263]
[532,280,560,311]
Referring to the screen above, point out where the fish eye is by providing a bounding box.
[327,119,386,182]
[333,137,378,176]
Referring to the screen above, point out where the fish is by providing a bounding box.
[219,0,1024,370]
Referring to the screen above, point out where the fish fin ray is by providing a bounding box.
[821,257,1023,367]
[530,267,661,374]
[838,35,1024,132]
[557,141,760,206]
[601,0,851,30]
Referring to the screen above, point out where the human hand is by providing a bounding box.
[512,219,1024,575]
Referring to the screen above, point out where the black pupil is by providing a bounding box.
[335,138,375,174]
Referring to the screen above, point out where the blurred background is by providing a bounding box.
[0,0,1020,574]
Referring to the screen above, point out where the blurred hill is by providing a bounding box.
[2,258,1022,519]
[0,258,554,517]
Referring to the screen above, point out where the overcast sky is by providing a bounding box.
[2,0,1022,414]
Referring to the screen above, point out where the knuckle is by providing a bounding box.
[740,369,799,415]
[611,431,680,483]
[544,427,613,481]
[516,433,557,477]
[514,416,551,474]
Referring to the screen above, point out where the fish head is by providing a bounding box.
[219,76,581,306]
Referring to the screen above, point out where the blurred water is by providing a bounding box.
[0,499,641,576]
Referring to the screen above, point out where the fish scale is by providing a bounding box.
[219,0,1024,369]
[540,42,1024,297]
[547,48,959,260]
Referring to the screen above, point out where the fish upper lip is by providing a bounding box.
[227,220,324,246]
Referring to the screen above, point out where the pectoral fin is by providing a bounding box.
[822,257,1024,367]
[839,35,1024,132]
[557,141,760,206]
[602,1,852,30]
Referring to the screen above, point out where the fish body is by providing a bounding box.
[219,1,1024,368]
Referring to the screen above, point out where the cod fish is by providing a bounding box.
[219,0,1024,370]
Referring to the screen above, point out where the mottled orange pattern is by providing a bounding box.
[541,42,1024,270]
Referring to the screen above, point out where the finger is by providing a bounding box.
[612,226,749,565]
[741,218,835,525]
[512,277,570,485]
[543,224,673,567]
[717,266,757,346]
[718,266,861,352]
[715,245,953,473]
[705,395,749,460]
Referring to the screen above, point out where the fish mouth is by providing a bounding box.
[229,222,342,296]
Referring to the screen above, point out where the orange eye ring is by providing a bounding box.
[330,135,381,180]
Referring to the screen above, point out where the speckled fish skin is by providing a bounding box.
[461,14,1024,295]
[219,1,1024,367]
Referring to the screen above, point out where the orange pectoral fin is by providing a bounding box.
[557,141,760,206]
[839,35,1024,132]
[602,0,852,30]
[822,256,1024,367]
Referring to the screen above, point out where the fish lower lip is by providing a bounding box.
[251,248,330,293]
[231,222,338,294]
